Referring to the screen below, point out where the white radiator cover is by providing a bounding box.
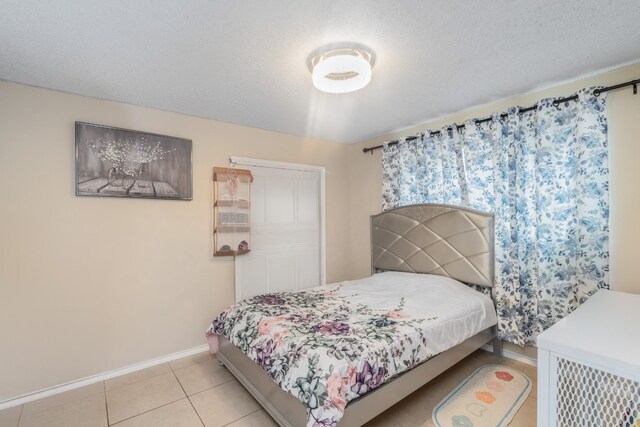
[537,290,640,427]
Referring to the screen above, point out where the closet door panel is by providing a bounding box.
[298,249,320,290]
[268,254,297,293]
[268,177,295,224]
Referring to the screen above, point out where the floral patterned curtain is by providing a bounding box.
[381,88,609,346]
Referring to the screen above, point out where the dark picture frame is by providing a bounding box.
[75,122,192,200]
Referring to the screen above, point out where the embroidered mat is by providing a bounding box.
[433,365,532,427]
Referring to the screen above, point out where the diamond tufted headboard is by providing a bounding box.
[371,204,494,287]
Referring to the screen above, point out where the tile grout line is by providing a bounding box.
[107,397,186,426]
[186,378,235,400]
[171,370,205,427]
[170,356,235,397]
[221,408,262,427]
[171,357,245,426]
[103,381,109,427]
[16,386,107,421]
[16,404,23,427]
[105,364,172,394]
[169,354,213,373]
[106,360,198,425]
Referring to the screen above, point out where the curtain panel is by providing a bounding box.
[381,88,609,346]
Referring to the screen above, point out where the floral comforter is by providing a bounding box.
[206,272,496,427]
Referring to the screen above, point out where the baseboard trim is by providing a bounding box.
[0,344,209,411]
[481,344,537,367]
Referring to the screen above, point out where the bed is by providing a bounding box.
[207,203,501,427]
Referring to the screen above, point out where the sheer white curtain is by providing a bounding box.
[382,89,609,345]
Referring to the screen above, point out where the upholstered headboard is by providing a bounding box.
[370,204,494,287]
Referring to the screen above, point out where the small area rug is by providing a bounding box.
[433,364,531,427]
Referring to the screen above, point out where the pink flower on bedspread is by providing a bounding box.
[326,372,348,412]
[258,317,278,335]
[273,330,290,349]
[388,310,409,319]
[258,317,290,348]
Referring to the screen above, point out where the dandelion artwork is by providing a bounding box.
[75,122,192,200]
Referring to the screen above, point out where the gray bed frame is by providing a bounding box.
[217,203,502,427]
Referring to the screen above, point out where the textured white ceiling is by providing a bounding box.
[1,1,639,143]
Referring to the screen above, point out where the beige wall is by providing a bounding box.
[0,82,351,400]
[348,62,640,294]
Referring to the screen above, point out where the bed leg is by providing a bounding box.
[493,337,503,358]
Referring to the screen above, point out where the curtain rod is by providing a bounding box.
[362,77,639,154]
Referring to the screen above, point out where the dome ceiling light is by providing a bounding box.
[310,47,374,94]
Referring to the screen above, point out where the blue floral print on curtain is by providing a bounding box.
[381,88,609,346]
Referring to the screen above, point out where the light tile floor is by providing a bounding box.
[0,350,536,427]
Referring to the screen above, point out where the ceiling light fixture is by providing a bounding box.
[310,47,373,94]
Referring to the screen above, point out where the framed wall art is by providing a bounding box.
[75,122,192,200]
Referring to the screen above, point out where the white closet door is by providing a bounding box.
[235,165,322,301]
